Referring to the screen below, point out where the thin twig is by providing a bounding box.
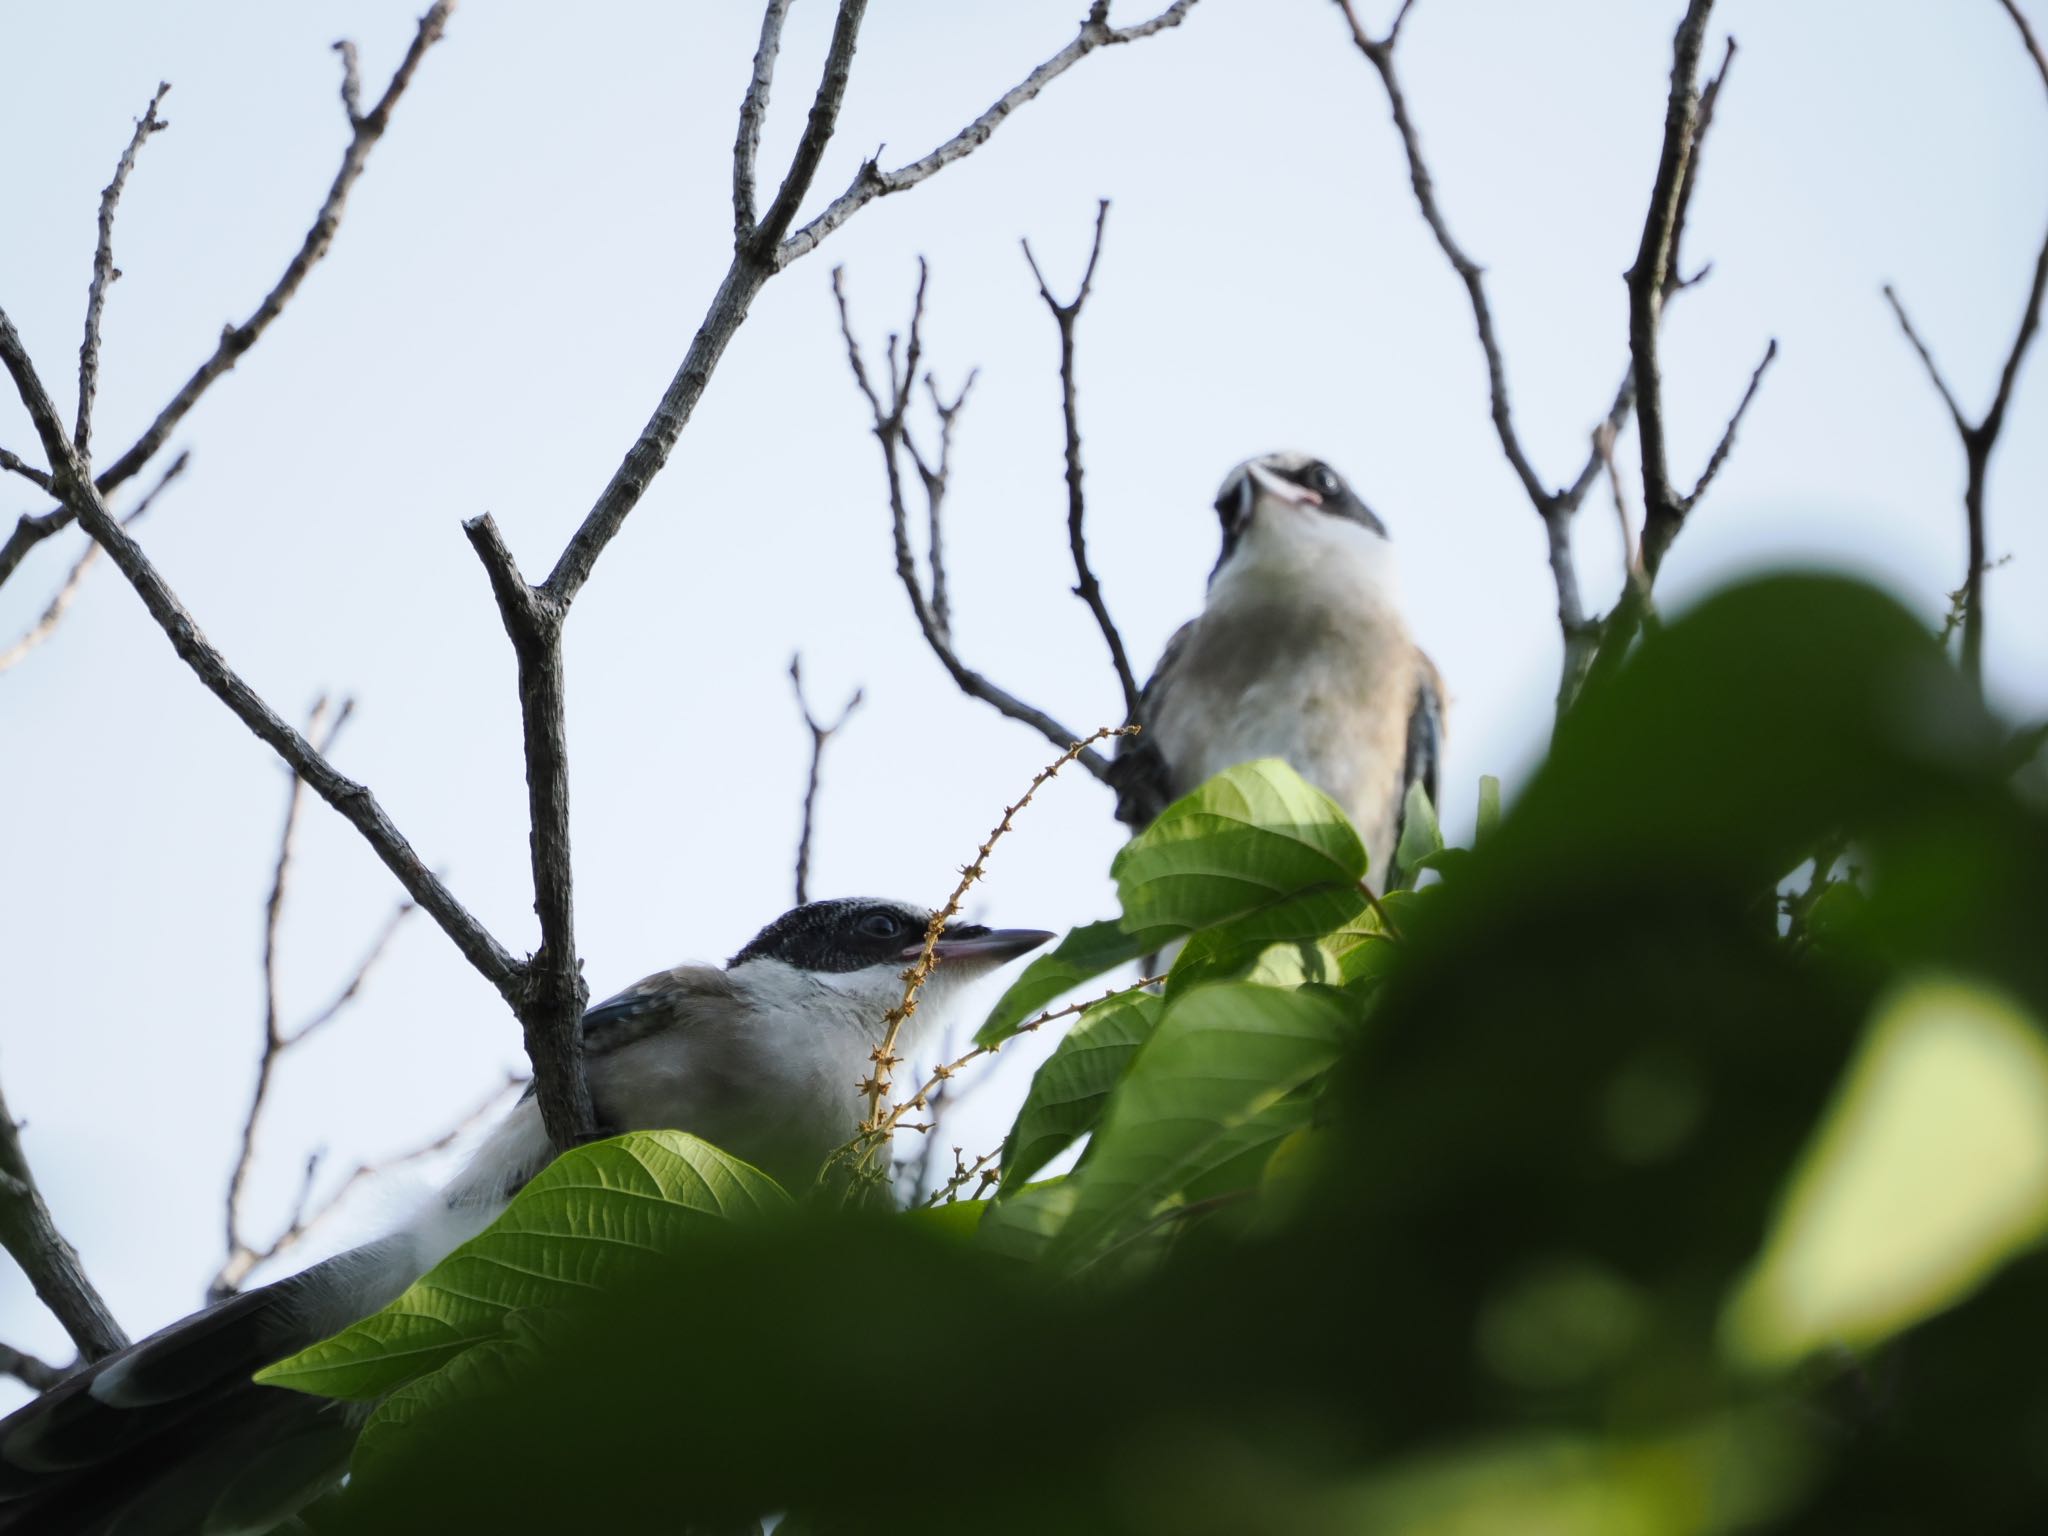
[835,727,1133,1195]
[0,448,187,674]
[1999,0,2048,89]
[733,0,798,245]
[889,972,1166,1140]
[1583,5,1781,696]
[210,1072,520,1300]
[1625,0,1717,579]
[0,310,522,997]
[779,1,1202,267]
[0,1077,127,1361]
[0,449,55,492]
[1022,199,1141,719]
[75,82,171,459]
[1873,0,2047,690]
[0,1341,70,1393]
[1593,420,1638,579]
[834,263,1116,782]
[922,1145,1003,1207]
[788,654,864,906]
[1333,0,1617,717]
[220,698,420,1285]
[1683,336,1778,510]
[0,3,454,596]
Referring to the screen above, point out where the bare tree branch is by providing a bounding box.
[333,39,364,125]
[0,1341,70,1393]
[219,696,421,1291]
[1593,418,1639,581]
[0,449,55,492]
[0,309,522,1000]
[1577,3,1791,699]
[463,514,593,1149]
[733,0,797,244]
[780,1,1202,268]
[1022,199,1141,721]
[1999,0,2048,88]
[1683,336,1778,511]
[544,0,1199,610]
[1336,2,1748,718]
[5,0,1194,1165]
[0,2,452,596]
[0,448,186,675]
[788,654,864,906]
[1628,0,1722,577]
[75,82,171,459]
[834,263,1114,782]
[211,1072,519,1301]
[0,1076,127,1362]
[1335,0,1624,715]
[1875,0,2048,689]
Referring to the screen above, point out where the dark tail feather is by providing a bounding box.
[0,1237,412,1533]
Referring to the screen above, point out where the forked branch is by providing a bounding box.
[1877,0,2048,688]
[834,263,1114,781]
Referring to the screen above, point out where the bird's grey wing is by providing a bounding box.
[508,964,739,1104]
[1108,621,1195,831]
[582,964,737,1059]
[1387,653,1446,890]
[577,965,740,1136]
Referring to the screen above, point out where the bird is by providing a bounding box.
[0,897,1050,1534]
[1110,451,1445,893]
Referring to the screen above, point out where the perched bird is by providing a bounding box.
[0,898,1049,1534]
[1111,452,1444,892]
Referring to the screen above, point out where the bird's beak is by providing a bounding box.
[1247,459,1322,508]
[918,928,1055,966]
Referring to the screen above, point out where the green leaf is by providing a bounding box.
[1000,990,1163,1192]
[1476,774,1503,845]
[1048,982,1356,1269]
[978,1179,1077,1264]
[257,1131,790,1400]
[974,918,1179,1048]
[1111,760,1366,932]
[1178,1092,1314,1207]
[1166,885,1391,997]
[907,1198,989,1242]
[1393,780,1443,888]
[351,1310,564,1486]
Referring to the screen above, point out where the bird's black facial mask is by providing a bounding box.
[1267,458,1388,539]
[1212,455,1388,576]
[728,899,1050,974]
[729,899,934,972]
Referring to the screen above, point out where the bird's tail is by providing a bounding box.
[0,1233,422,1535]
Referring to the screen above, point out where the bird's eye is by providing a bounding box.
[858,911,907,940]
[1306,463,1342,498]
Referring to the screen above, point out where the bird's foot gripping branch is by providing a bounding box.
[250,576,2048,1529]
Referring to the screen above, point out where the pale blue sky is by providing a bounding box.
[2,1,2043,1400]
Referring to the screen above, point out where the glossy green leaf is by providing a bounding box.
[978,1180,1077,1264]
[999,990,1163,1192]
[1393,780,1442,887]
[974,917,1179,1048]
[1165,885,1391,998]
[1111,759,1366,932]
[1476,774,1503,845]
[257,1131,789,1400]
[1048,982,1355,1269]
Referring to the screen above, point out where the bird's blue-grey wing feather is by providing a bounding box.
[1387,655,1446,890]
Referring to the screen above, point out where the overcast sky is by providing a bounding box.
[1,0,2043,1401]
